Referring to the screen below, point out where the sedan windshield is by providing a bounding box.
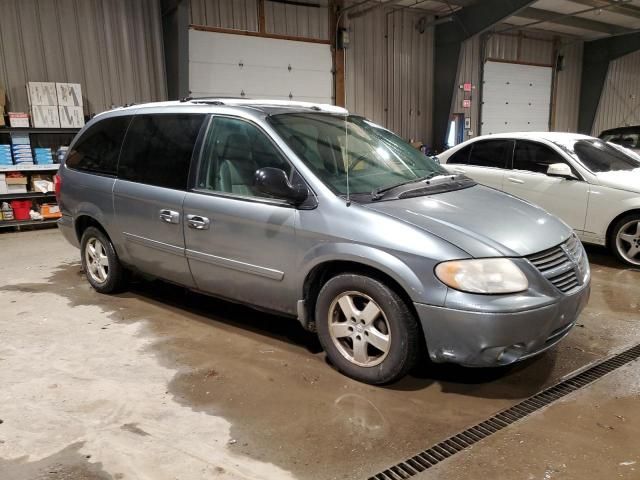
[556,138,640,173]
[268,113,446,195]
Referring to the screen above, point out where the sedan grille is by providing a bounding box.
[526,235,588,294]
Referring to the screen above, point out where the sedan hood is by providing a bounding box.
[595,168,640,194]
[364,185,571,257]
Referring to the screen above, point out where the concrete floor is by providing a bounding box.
[0,228,638,480]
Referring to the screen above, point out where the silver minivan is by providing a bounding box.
[57,99,590,384]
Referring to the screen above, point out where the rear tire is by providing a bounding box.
[80,226,127,293]
[315,273,419,384]
[609,213,640,267]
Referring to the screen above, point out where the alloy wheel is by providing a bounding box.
[327,291,391,367]
[616,220,640,266]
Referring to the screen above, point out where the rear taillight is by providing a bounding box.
[54,173,62,203]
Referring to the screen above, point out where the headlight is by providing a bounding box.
[435,258,528,294]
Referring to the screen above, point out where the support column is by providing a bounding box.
[433,0,536,150]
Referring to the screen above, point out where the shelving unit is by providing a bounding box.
[0,192,56,201]
[0,128,77,230]
[0,218,58,229]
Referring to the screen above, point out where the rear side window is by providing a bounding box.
[513,140,566,173]
[468,140,512,168]
[447,145,471,164]
[118,114,205,190]
[65,116,131,175]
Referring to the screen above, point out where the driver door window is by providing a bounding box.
[513,140,569,174]
[197,116,292,198]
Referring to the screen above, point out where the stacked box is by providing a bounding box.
[27,82,58,106]
[0,144,12,166]
[31,105,61,128]
[10,133,33,165]
[0,173,7,194]
[56,146,69,163]
[57,83,84,128]
[34,147,53,165]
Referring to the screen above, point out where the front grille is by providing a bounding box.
[526,235,587,293]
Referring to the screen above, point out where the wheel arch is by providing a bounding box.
[605,208,640,247]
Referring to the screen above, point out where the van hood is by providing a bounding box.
[364,185,571,258]
[595,168,640,194]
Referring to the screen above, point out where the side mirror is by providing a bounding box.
[546,163,576,180]
[254,167,308,205]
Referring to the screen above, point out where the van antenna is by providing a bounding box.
[344,50,351,207]
[345,114,350,207]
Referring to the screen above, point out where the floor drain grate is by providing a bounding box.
[369,343,640,480]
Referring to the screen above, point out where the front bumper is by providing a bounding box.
[414,281,591,367]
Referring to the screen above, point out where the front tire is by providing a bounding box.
[315,274,420,384]
[610,213,640,267]
[80,226,127,293]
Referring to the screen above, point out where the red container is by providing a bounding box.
[10,200,31,221]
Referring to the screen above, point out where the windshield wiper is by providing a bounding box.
[371,172,451,201]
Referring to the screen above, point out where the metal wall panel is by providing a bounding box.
[485,32,554,65]
[0,0,166,116]
[190,0,328,40]
[346,9,434,144]
[190,0,259,31]
[265,1,329,40]
[592,50,640,136]
[554,40,583,132]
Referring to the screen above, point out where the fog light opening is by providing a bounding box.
[496,343,526,365]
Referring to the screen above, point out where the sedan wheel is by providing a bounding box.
[613,216,640,266]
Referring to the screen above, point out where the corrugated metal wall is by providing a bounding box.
[265,1,329,40]
[0,0,166,116]
[592,49,640,135]
[485,32,555,66]
[346,9,434,144]
[190,0,329,40]
[453,30,583,136]
[554,41,583,132]
[190,0,259,31]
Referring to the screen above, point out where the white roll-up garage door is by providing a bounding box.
[189,29,333,104]
[481,61,552,135]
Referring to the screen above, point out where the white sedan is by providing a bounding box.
[437,132,640,266]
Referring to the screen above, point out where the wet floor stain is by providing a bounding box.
[0,442,113,480]
[1,244,639,479]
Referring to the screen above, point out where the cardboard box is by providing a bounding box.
[31,105,60,128]
[0,85,6,106]
[7,184,27,194]
[55,83,82,107]
[8,112,29,128]
[58,106,84,128]
[0,173,7,194]
[6,175,27,185]
[27,82,57,106]
[0,106,5,127]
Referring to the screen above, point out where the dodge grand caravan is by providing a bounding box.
[57,99,590,384]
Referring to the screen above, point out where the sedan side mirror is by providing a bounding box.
[546,163,576,180]
[254,167,309,205]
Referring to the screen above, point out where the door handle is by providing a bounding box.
[507,177,525,184]
[187,214,210,230]
[159,209,180,224]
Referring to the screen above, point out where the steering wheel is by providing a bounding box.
[350,154,371,172]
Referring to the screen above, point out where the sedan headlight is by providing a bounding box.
[435,258,528,294]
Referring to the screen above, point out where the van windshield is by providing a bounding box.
[268,113,446,195]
